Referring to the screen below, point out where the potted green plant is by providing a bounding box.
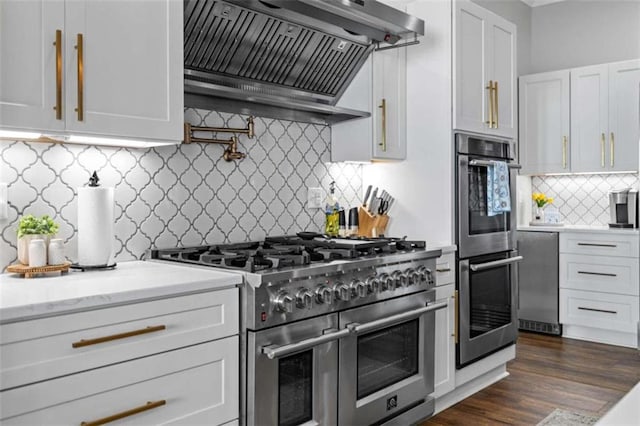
[17,214,60,265]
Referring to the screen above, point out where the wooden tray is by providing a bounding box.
[6,261,72,278]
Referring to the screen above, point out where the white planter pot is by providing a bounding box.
[17,234,51,265]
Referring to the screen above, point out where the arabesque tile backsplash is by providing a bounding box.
[0,109,363,271]
[532,173,639,226]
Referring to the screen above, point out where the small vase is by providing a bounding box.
[533,206,545,223]
[17,234,51,265]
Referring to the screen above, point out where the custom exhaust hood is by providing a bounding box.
[183,0,424,124]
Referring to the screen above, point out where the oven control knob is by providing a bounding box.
[417,266,434,286]
[351,280,368,298]
[274,291,294,313]
[392,270,409,288]
[334,282,351,302]
[365,277,380,294]
[378,273,394,291]
[296,288,314,309]
[315,285,333,305]
[404,268,417,285]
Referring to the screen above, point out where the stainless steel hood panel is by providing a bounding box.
[183,0,424,124]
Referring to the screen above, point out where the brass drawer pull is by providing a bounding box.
[577,271,617,277]
[610,132,615,167]
[80,400,166,426]
[436,268,451,273]
[493,81,499,128]
[562,136,568,169]
[485,80,494,128]
[75,33,84,121]
[72,325,166,348]
[600,133,605,168]
[379,98,387,152]
[577,243,617,248]
[578,307,617,315]
[53,29,62,120]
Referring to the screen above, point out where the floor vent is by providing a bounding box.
[519,319,562,336]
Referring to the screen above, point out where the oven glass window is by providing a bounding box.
[470,263,511,338]
[278,350,313,426]
[356,319,419,399]
[468,164,510,234]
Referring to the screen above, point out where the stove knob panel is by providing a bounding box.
[405,268,421,286]
[354,280,368,298]
[334,282,351,302]
[296,288,314,309]
[417,266,434,286]
[274,291,294,313]
[315,285,333,305]
[392,270,409,288]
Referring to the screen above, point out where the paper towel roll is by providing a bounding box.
[77,187,115,266]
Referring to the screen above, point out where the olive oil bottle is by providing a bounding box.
[325,181,340,237]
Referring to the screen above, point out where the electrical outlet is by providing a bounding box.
[307,187,323,209]
[0,183,7,220]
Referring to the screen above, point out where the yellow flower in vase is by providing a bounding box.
[531,192,554,223]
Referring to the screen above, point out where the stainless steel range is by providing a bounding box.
[150,234,444,426]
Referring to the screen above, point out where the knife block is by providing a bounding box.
[357,207,389,237]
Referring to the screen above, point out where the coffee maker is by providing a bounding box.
[609,188,638,228]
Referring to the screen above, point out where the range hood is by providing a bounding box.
[183,0,425,124]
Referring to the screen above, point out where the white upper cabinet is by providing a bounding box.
[454,0,517,139]
[0,0,183,144]
[519,70,571,174]
[571,60,640,173]
[331,46,407,162]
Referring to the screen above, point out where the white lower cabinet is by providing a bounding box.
[559,232,639,348]
[434,283,455,398]
[0,288,240,425]
[0,337,239,425]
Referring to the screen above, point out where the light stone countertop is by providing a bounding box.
[0,260,242,323]
[517,224,639,235]
[427,242,457,254]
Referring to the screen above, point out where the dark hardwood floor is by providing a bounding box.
[422,332,640,425]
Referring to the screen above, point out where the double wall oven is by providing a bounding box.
[455,133,523,367]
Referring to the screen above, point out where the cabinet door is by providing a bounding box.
[453,0,488,135]
[570,64,609,172]
[373,47,407,160]
[487,16,516,139]
[0,0,65,132]
[608,60,640,172]
[434,284,455,398]
[519,71,570,174]
[63,0,183,142]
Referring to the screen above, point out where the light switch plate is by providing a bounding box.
[307,187,323,209]
[0,183,7,219]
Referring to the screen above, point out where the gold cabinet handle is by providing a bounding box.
[493,81,499,128]
[53,29,63,120]
[71,325,166,348]
[80,400,166,426]
[75,33,84,121]
[610,132,615,167]
[600,133,605,168]
[453,290,459,344]
[378,98,387,152]
[485,80,494,128]
[562,136,568,169]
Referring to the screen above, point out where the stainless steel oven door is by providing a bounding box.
[457,251,522,367]
[457,153,519,259]
[338,291,447,426]
[248,314,345,426]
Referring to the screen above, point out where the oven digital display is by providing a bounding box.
[356,319,419,399]
[278,350,313,426]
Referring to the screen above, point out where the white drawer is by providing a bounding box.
[436,252,455,286]
[560,254,639,296]
[559,289,639,333]
[560,232,639,258]
[0,336,239,425]
[1,288,238,390]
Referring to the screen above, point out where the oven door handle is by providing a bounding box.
[347,301,448,335]
[468,159,522,169]
[261,328,352,360]
[469,256,523,272]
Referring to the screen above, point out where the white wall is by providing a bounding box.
[472,0,533,75]
[531,0,640,73]
[363,0,454,244]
